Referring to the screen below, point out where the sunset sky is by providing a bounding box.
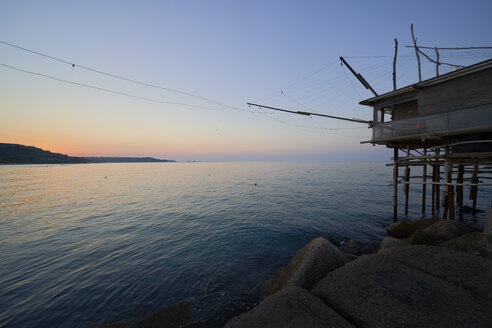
[1,0,491,161]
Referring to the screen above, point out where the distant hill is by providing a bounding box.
[0,143,90,164]
[84,157,174,163]
[0,143,175,164]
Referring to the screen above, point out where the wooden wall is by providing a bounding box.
[418,68,492,115]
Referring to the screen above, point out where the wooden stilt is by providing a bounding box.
[457,165,464,221]
[422,148,427,213]
[470,164,478,216]
[449,178,455,220]
[431,163,436,214]
[393,147,398,221]
[435,148,440,212]
[442,148,450,219]
[404,147,410,215]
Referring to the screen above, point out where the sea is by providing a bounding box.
[0,161,489,327]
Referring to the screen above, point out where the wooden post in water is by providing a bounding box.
[448,162,455,220]
[422,148,427,213]
[404,146,410,215]
[457,164,464,221]
[470,164,479,216]
[431,163,436,215]
[435,148,440,212]
[393,147,399,221]
[442,148,450,219]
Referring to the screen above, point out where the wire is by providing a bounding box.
[0,40,246,112]
[0,63,223,111]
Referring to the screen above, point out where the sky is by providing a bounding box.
[1,0,491,161]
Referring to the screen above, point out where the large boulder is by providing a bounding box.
[408,229,437,245]
[385,217,439,238]
[484,209,492,236]
[378,236,409,252]
[378,245,492,300]
[223,286,353,328]
[312,254,491,328]
[266,237,348,296]
[421,219,478,243]
[441,232,492,260]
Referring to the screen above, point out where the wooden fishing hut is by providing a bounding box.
[360,58,492,220]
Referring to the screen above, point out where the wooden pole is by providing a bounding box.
[393,147,399,221]
[339,57,378,96]
[435,47,440,77]
[457,165,464,221]
[393,38,398,90]
[448,162,455,220]
[422,148,427,213]
[404,146,410,215]
[431,162,436,214]
[435,148,440,212]
[442,148,449,219]
[411,24,422,82]
[470,164,478,216]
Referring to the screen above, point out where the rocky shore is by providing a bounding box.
[100,209,492,328]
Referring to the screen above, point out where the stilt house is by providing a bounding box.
[360,58,492,220]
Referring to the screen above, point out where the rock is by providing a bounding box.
[441,232,492,260]
[343,253,358,261]
[339,239,360,256]
[223,286,353,328]
[484,209,492,236]
[408,229,438,245]
[312,254,492,328]
[423,219,478,242]
[385,217,439,238]
[266,237,348,296]
[378,245,492,300]
[378,236,409,251]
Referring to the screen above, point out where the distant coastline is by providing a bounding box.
[0,143,175,164]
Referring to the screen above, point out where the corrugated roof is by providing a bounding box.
[360,58,492,106]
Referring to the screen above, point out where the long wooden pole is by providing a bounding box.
[339,57,378,96]
[246,103,372,124]
[411,24,422,82]
[393,38,398,90]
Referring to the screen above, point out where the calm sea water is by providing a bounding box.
[0,162,489,327]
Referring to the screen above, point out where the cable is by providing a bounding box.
[0,40,245,112]
[0,63,223,111]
